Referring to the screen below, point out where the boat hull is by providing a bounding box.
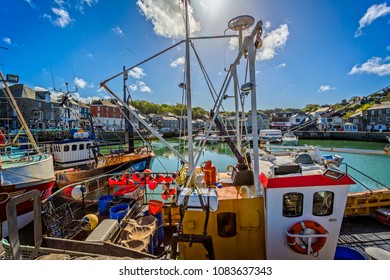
[55,152,154,188]
[0,180,55,237]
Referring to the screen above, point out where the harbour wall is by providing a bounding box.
[100,130,390,143]
[294,131,390,143]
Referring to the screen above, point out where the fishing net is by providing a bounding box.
[118,216,158,252]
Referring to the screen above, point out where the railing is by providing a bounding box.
[341,163,390,192]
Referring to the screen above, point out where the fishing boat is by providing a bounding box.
[52,127,154,188]
[259,129,282,143]
[0,72,56,238]
[53,73,155,188]
[3,1,390,260]
[281,131,299,146]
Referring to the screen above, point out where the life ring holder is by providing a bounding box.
[286,220,328,255]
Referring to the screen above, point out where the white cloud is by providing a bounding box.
[3,37,11,45]
[264,21,271,29]
[257,24,289,61]
[276,63,286,68]
[137,81,152,93]
[112,26,123,36]
[129,81,152,93]
[24,0,35,8]
[77,0,99,13]
[129,84,138,91]
[74,77,94,89]
[318,85,336,92]
[349,56,390,76]
[170,56,185,68]
[355,3,390,37]
[128,67,146,79]
[136,0,200,39]
[49,7,73,28]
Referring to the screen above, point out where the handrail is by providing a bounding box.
[6,189,42,260]
[341,163,390,191]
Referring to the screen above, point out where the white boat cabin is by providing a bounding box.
[259,149,355,259]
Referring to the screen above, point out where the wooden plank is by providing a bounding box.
[365,247,390,260]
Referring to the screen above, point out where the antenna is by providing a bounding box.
[71,62,78,92]
[49,58,57,91]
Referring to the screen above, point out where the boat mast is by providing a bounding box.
[123,66,134,153]
[0,72,41,155]
[184,0,194,174]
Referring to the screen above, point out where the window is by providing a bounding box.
[217,212,236,237]
[283,192,303,217]
[79,144,84,150]
[72,144,77,151]
[371,110,375,115]
[64,145,69,152]
[312,191,334,216]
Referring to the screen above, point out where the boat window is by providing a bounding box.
[72,144,77,151]
[79,144,84,150]
[217,212,236,237]
[313,191,334,216]
[64,145,69,152]
[283,192,303,217]
[87,143,91,150]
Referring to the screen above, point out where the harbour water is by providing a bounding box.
[149,138,390,193]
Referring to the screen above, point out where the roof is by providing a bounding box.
[367,101,390,110]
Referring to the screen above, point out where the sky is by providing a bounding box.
[0,0,389,111]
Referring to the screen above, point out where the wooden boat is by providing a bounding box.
[52,130,154,188]
[52,75,155,189]
[0,72,55,238]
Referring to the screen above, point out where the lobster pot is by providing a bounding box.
[121,216,158,254]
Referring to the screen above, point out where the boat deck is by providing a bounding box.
[338,215,390,259]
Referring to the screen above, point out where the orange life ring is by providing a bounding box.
[287,220,327,254]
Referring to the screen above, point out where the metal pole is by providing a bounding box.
[184,0,194,174]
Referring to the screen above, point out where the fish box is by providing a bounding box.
[375,208,390,226]
[177,187,218,212]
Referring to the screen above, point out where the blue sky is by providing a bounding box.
[0,0,389,111]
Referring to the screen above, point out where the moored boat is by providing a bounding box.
[281,131,299,146]
[0,72,56,238]
[52,73,155,189]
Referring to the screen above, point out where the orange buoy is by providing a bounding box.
[202,160,216,186]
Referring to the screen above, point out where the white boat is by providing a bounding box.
[259,129,282,143]
[0,72,55,238]
[281,131,299,146]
